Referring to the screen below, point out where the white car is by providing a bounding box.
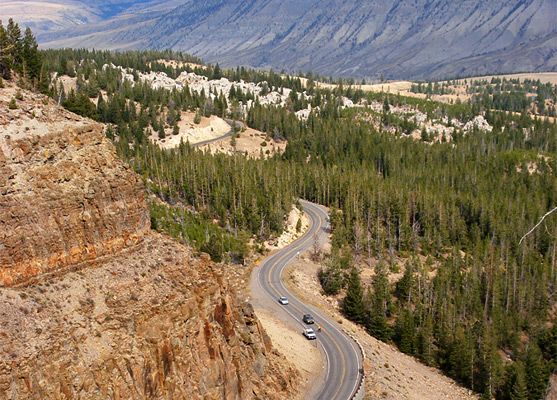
[278,296,289,305]
[303,328,316,340]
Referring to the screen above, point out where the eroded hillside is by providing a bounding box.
[0,85,299,399]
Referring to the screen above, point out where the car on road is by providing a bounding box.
[303,314,314,324]
[303,328,316,340]
[278,296,289,305]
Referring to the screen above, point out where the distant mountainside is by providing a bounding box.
[29,0,557,79]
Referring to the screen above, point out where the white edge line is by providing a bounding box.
[256,256,332,389]
[297,204,362,399]
[256,201,360,400]
[256,220,333,398]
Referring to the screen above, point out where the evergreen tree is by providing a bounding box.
[395,309,416,355]
[6,19,21,72]
[368,262,392,341]
[525,344,546,400]
[507,362,528,400]
[22,27,41,81]
[343,268,365,324]
[0,21,12,79]
[318,262,344,295]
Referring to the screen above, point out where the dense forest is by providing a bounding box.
[2,22,555,398]
[411,77,557,117]
[46,48,556,400]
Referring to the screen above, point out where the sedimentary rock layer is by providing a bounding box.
[0,233,298,399]
[0,123,150,286]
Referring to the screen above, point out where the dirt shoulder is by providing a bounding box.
[256,310,323,399]
[198,125,286,158]
[246,205,324,400]
[249,261,325,400]
[151,111,230,149]
[283,254,479,400]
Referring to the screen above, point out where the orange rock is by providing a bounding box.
[0,124,149,287]
[0,96,299,399]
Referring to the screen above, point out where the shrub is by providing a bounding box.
[193,111,201,124]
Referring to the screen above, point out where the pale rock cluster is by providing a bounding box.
[462,115,493,132]
[101,64,494,139]
[102,63,135,83]
[426,123,455,138]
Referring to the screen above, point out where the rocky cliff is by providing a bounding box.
[0,85,299,399]
[0,123,150,287]
[0,234,298,399]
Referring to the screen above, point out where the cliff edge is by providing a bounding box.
[0,84,299,399]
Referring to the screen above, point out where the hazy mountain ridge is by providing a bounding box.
[35,0,557,79]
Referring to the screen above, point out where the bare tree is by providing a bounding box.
[311,233,322,262]
[519,206,557,244]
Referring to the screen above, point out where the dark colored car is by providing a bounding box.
[303,314,314,324]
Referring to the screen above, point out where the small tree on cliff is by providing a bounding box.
[22,27,41,82]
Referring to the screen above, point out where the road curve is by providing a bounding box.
[190,119,241,147]
[256,200,363,400]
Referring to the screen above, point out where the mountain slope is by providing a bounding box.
[0,83,299,399]
[35,0,557,79]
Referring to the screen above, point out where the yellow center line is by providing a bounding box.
[266,205,321,296]
[262,204,348,400]
[324,325,346,400]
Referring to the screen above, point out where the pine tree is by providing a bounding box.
[6,19,21,72]
[417,315,435,366]
[97,94,107,122]
[525,344,546,400]
[0,21,13,79]
[368,262,392,341]
[211,63,222,80]
[507,362,528,400]
[158,125,166,139]
[22,27,41,82]
[395,309,416,354]
[343,268,365,324]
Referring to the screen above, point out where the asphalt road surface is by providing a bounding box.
[190,119,240,147]
[256,200,363,400]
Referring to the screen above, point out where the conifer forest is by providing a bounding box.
[3,22,555,398]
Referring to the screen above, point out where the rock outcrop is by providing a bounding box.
[0,234,298,399]
[0,123,150,286]
[0,86,299,399]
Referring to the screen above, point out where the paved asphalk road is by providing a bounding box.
[256,200,363,400]
[190,119,240,147]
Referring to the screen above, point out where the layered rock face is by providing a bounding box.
[0,234,298,399]
[0,87,298,399]
[0,123,150,286]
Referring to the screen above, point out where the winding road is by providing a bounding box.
[255,200,363,400]
[190,119,240,147]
